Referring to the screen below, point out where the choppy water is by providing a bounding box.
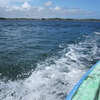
[0,20,100,100]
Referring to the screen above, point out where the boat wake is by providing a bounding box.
[0,34,100,100]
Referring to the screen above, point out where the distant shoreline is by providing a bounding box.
[0,17,100,22]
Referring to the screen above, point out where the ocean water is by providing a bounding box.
[0,20,100,100]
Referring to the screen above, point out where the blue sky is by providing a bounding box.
[0,0,100,19]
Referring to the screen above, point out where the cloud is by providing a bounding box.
[5,2,31,11]
[0,1,92,18]
[54,6,62,11]
[0,0,31,7]
[44,1,52,7]
[22,2,31,10]
[38,7,44,11]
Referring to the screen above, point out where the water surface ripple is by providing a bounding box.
[0,20,100,100]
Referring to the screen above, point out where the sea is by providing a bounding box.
[0,20,100,100]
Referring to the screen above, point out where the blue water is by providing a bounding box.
[0,20,100,100]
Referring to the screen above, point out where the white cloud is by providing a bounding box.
[38,7,44,11]
[6,6,20,11]
[0,0,31,7]
[22,2,31,10]
[5,2,31,11]
[54,6,62,11]
[44,1,52,7]
[0,1,92,18]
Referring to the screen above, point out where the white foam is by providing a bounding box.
[0,35,100,100]
[94,32,100,35]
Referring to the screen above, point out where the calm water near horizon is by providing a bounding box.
[0,20,100,100]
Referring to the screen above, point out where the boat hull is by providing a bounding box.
[66,60,100,100]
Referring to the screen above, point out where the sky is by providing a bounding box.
[0,0,100,19]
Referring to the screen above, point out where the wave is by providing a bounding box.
[94,32,100,35]
[0,35,100,100]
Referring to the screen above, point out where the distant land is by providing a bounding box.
[0,17,100,21]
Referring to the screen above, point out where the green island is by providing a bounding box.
[0,17,100,21]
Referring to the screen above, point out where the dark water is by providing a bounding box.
[0,20,100,100]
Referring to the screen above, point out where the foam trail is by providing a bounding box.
[0,35,100,100]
